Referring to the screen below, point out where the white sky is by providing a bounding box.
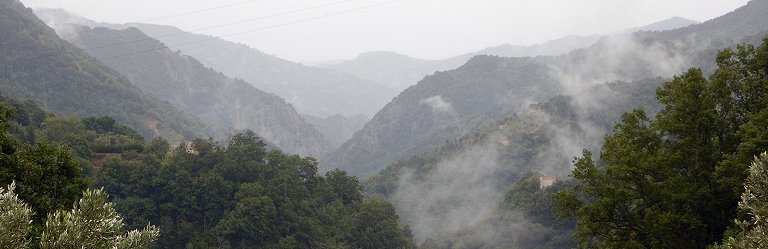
[20,0,750,62]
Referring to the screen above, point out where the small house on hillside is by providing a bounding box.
[539,176,556,189]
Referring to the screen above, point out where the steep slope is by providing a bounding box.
[324,0,768,177]
[126,23,396,118]
[0,0,212,142]
[65,26,330,156]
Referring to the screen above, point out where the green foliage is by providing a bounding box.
[351,197,410,249]
[326,169,363,205]
[555,38,768,248]
[144,136,170,159]
[0,104,89,224]
[0,96,50,144]
[35,116,91,157]
[94,131,412,248]
[715,152,768,249]
[10,143,90,223]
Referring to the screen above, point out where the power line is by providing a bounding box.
[73,0,266,35]
[133,0,266,23]
[95,0,404,61]
[83,0,359,52]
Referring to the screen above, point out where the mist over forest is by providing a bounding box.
[2,0,768,248]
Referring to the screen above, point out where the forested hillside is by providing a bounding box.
[0,0,212,142]
[67,26,330,157]
[95,133,413,248]
[0,93,413,248]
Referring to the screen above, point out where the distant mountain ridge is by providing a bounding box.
[323,0,768,177]
[317,17,699,93]
[0,0,213,143]
[34,8,397,118]
[126,23,396,118]
[62,26,331,156]
[621,16,699,33]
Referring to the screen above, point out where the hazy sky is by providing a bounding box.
[20,0,750,62]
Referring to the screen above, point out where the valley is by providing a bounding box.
[1,0,767,248]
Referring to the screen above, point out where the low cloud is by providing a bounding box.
[420,95,456,114]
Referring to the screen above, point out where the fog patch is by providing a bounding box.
[420,95,456,115]
[394,140,503,242]
[553,33,688,108]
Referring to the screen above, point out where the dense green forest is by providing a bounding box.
[94,133,412,248]
[0,97,413,248]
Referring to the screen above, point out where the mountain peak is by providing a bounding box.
[624,16,699,33]
[355,51,418,61]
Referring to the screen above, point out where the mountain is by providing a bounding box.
[318,17,697,93]
[317,51,466,91]
[363,78,663,244]
[302,113,369,149]
[471,35,603,58]
[126,23,395,118]
[33,8,397,118]
[622,16,699,33]
[324,55,562,177]
[323,0,768,177]
[59,26,331,156]
[0,0,213,143]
